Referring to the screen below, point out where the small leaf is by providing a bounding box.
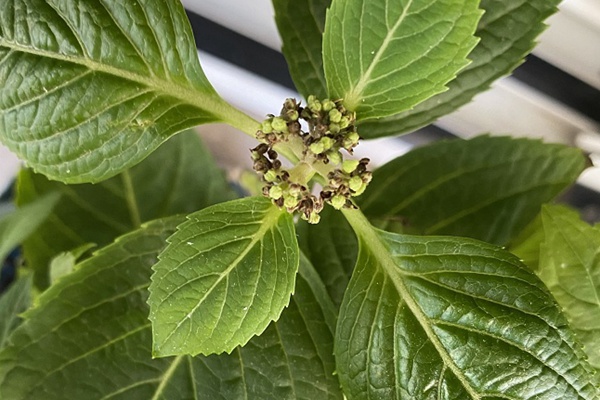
[337,208,598,399]
[360,136,586,245]
[18,131,234,288]
[149,197,299,356]
[539,205,600,370]
[0,192,59,263]
[359,0,561,138]
[48,243,96,284]
[0,0,255,183]
[273,0,330,99]
[297,206,357,308]
[0,275,31,350]
[323,0,481,120]
[0,219,341,399]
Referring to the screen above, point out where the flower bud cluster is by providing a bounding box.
[251,142,324,224]
[252,97,371,224]
[322,158,372,210]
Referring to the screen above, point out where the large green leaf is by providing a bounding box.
[0,219,341,399]
[0,275,32,350]
[18,131,234,288]
[323,0,481,120]
[297,205,357,308]
[336,208,598,399]
[0,192,59,263]
[273,0,330,99]
[0,0,256,183]
[149,197,299,356]
[539,205,600,370]
[360,136,586,245]
[359,0,561,138]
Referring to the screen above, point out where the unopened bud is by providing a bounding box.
[329,109,342,123]
[261,120,273,134]
[329,123,340,134]
[342,159,360,174]
[271,117,288,133]
[349,176,364,193]
[307,212,321,224]
[264,170,278,183]
[283,192,299,209]
[327,150,342,165]
[322,100,336,112]
[330,195,346,210]
[339,116,350,129]
[269,185,283,200]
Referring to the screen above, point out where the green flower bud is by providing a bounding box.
[309,141,325,155]
[261,120,273,133]
[330,194,346,210]
[269,185,283,200]
[307,212,321,224]
[342,159,360,174]
[286,110,299,121]
[327,150,342,165]
[264,170,278,183]
[352,182,368,197]
[329,123,340,134]
[308,96,322,112]
[349,175,364,193]
[283,193,299,209]
[271,117,288,133]
[343,131,360,148]
[339,116,350,129]
[322,100,336,112]
[329,109,342,123]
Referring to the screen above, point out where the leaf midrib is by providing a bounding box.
[344,0,414,110]
[343,208,482,399]
[0,39,243,128]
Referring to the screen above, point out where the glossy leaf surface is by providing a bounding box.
[0,0,255,183]
[149,197,299,356]
[273,0,330,99]
[360,136,586,245]
[0,219,340,399]
[323,0,480,120]
[359,0,561,138]
[337,209,598,399]
[18,131,234,288]
[539,205,600,369]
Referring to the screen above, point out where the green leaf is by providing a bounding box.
[273,0,330,99]
[337,208,598,399]
[0,218,341,400]
[0,192,59,263]
[0,0,256,183]
[509,214,544,271]
[0,275,32,350]
[360,136,586,245]
[149,197,299,356]
[323,0,481,120]
[18,131,235,288]
[539,205,600,370]
[194,256,342,400]
[297,205,357,308]
[359,0,561,138]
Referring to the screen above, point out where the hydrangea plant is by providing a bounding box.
[0,0,598,399]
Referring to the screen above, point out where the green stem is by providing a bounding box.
[121,170,142,228]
